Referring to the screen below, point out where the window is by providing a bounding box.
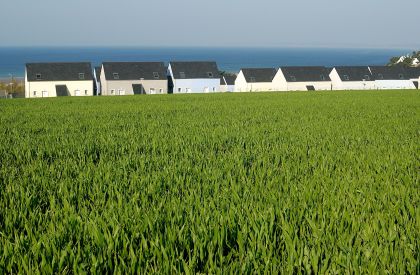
[79,73,85,80]
[290,75,296,81]
[378,73,384,80]
[33,91,37,96]
[398,74,404,79]
[118,89,125,95]
[178,88,182,92]
[159,88,163,93]
[179,72,186,79]
[186,88,191,93]
[320,75,326,81]
[153,72,159,79]
[364,75,370,81]
[36,74,42,80]
[113,73,119,80]
[249,77,256,82]
[85,90,88,95]
[150,88,155,94]
[207,72,213,78]
[343,75,349,81]
[212,87,216,92]
[111,89,115,95]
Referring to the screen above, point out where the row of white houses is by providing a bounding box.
[25,62,420,98]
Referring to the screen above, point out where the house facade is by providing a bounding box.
[369,66,416,90]
[25,62,94,98]
[220,75,236,92]
[168,61,220,93]
[329,66,376,90]
[234,68,277,92]
[100,62,167,95]
[273,66,332,91]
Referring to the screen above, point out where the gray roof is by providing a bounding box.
[403,67,420,79]
[102,62,167,81]
[280,66,331,82]
[26,62,93,82]
[369,66,411,80]
[241,68,277,82]
[170,61,220,79]
[223,75,236,85]
[334,66,374,81]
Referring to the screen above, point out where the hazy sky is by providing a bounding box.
[1,0,419,49]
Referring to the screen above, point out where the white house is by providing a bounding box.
[168,61,220,93]
[329,66,375,90]
[368,66,416,90]
[273,66,332,91]
[220,75,236,92]
[234,68,277,92]
[25,62,94,98]
[100,62,168,95]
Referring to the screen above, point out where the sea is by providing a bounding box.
[0,47,411,78]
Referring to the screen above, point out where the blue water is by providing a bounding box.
[0,47,411,78]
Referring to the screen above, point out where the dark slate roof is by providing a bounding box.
[280,66,331,82]
[170,61,220,79]
[403,67,420,79]
[26,62,93,82]
[369,66,411,80]
[334,66,374,81]
[94,66,101,79]
[241,68,277,82]
[223,75,236,85]
[102,62,167,81]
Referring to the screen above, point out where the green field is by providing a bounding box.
[0,90,418,273]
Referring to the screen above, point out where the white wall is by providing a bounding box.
[172,79,220,93]
[234,70,274,92]
[374,80,415,90]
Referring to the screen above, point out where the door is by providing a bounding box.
[118,89,125,95]
[132,84,145,95]
[75,90,81,96]
[42,91,48,97]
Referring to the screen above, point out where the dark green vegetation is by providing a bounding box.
[0,91,418,273]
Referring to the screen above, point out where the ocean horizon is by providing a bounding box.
[0,46,412,78]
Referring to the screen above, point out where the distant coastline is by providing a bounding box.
[0,47,411,78]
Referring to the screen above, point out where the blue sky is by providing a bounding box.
[1,0,419,49]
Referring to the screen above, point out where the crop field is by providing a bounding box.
[0,90,418,273]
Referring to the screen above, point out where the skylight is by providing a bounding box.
[364,75,370,81]
[290,76,296,81]
[343,75,350,81]
[79,73,85,80]
[113,73,119,80]
[36,73,42,80]
[207,72,213,78]
[378,73,384,80]
[398,73,404,79]
[153,72,159,79]
[249,77,256,82]
[179,72,186,79]
[320,75,325,81]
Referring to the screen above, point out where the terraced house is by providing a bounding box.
[234,68,277,92]
[168,61,220,93]
[273,66,332,91]
[100,62,168,95]
[25,62,94,98]
[369,66,416,90]
[329,66,376,90]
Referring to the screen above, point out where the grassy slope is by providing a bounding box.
[0,90,419,273]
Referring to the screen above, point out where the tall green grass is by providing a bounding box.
[0,90,418,273]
